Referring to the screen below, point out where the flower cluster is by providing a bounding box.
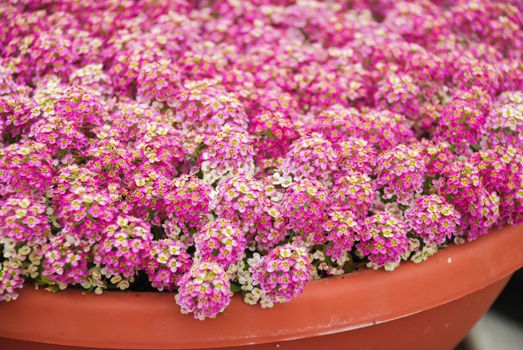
[133,121,185,177]
[376,144,427,204]
[472,147,523,225]
[484,91,523,148]
[194,219,246,269]
[331,172,376,219]
[29,84,106,155]
[125,170,171,225]
[199,125,255,185]
[405,194,461,246]
[434,161,500,241]
[176,262,233,320]
[146,238,192,292]
[0,262,24,302]
[40,233,90,288]
[0,140,54,196]
[164,175,211,237]
[136,59,181,107]
[251,244,312,303]
[249,111,299,161]
[53,182,116,245]
[324,209,360,261]
[212,175,284,250]
[0,194,50,246]
[336,137,377,175]
[281,133,339,184]
[1,0,522,320]
[436,88,492,153]
[174,80,249,135]
[0,86,35,141]
[280,179,329,245]
[94,216,152,283]
[357,213,410,271]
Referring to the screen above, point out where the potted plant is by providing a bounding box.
[1,0,522,349]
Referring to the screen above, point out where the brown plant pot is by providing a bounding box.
[0,224,522,350]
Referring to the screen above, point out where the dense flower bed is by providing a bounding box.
[0,0,522,320]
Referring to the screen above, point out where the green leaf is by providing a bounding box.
[39,275,56,286]
[230,282,242,293]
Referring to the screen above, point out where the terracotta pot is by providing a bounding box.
[0,224,522,350]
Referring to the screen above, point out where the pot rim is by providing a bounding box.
[0,224,522,349]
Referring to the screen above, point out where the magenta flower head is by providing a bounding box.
[308,106,361,142]
[250,111,299,161]
[280,178,329,245]
[0,87,35,141]
[375,73,421,119]
[471,147,523,225]
[29,85,106,156]
[357,212,409,271]
[94,215,152,281]
[194,218,246,269]
[41,233,90,288]
[323,209,360,261]
[434,161,500,241]
[483,91,523,149]
[405,194,461,246]
[349,110,414,151]
[331,172,376,219]
[0,193,50,246]
[435,87,492,153]
[212,174,282,249]
[336,137,377,175]
[422,141,456,179]
[0,140,54,196]
[136,59,181,106]
[146,238,192,292]
[133,121,185,177]
[176,261,233,320]
[375,143,427,204]
[174,80,249,135]
[199,125,255,185]
[164,175,212,237]
[69,64,113,97]
[0,262,24,302]
[281,132,339,184]
[251,243,312,303]
[53,184,117,245]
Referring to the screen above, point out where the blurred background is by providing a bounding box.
[458,270,523,350]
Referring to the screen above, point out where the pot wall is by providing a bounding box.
[0,276,511,350]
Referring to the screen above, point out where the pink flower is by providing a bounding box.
[176,262,232,320]
[281,133,339,185]
[212,174,284,250]
[405,194,461,246]
[323,209,360,260]
[375,143,427,204]
[0,193,50,246]
[0,262,24,302]
[41,233,90,287]
[434,161,500,240]
[280,179,329,244]
[194,218,246,268]
[146,238,192,292]
[94,215,152,280]
[0,141,54,196]
[357,212,409,270]
[252,243,312,303]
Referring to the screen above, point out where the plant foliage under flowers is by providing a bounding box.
[0,0,522,320]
